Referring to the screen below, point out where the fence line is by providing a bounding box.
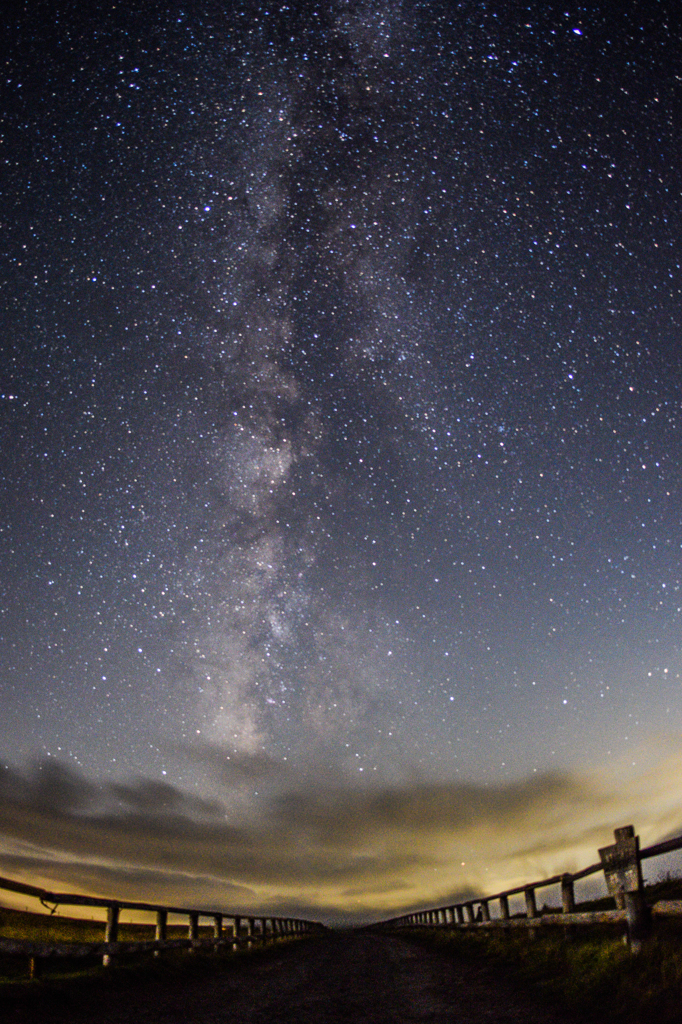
[0,873,325,977]
[373,824,682,953]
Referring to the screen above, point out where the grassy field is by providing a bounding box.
[0,905,229,984]
[0,905,214,944]
[406,880,682,1024]
[414,924,682,1024]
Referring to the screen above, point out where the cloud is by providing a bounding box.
[1,741,682,924]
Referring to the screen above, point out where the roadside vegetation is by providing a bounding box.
[0,905,240,986]
[411,924,682,1023]
[0,906,204,944]
[404,875,682,1024]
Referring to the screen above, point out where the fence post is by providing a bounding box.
[103,903,119,966]
[561,873,575,941]
[561,874,575,913]
[599,825,650,953]
[456,905,465,925]
[499,894,510,933]
[188,911,200,951]
[525,887,538,939]
[213,913,223,947]
[154,909,167,957]
[480,900,490,923]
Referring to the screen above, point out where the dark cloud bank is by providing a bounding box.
[3,749,678,924]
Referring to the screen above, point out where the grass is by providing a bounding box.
[0,905,216,944]
[406,916,682,1024]
[0,937,308,1020]
[0,904,249,985]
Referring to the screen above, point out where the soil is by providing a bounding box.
[1,932,587,1023]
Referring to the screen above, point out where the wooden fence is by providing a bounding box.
[374,824,682,953]
[0,873,324,977]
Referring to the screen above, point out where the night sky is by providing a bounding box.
[1,0,682,924]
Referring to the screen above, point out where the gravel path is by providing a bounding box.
[2,932,585,1023]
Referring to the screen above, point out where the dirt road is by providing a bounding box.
[3,932,585,1023]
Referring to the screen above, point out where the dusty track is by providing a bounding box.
[3,932,584,1023]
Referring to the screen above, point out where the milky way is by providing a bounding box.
[1,2,682,920]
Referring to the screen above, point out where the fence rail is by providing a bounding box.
[374,824,682,953]
[0,873,324,977]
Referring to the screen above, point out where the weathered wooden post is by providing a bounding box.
[599,825,650,953]
[188,911,200,952]
[154,909,167,957]
[156,909,168,942]
[499,894,510,934]
[465,903,475,924]
[561,874,575,941]
[455,905,465,925]
[480,899,490,923]
[525,886,538,939]
[103,903,119,966]
[213,913,223,948]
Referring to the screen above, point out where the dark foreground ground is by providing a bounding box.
[1,931,586,1023]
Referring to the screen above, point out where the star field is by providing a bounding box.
[1,1,682,920]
